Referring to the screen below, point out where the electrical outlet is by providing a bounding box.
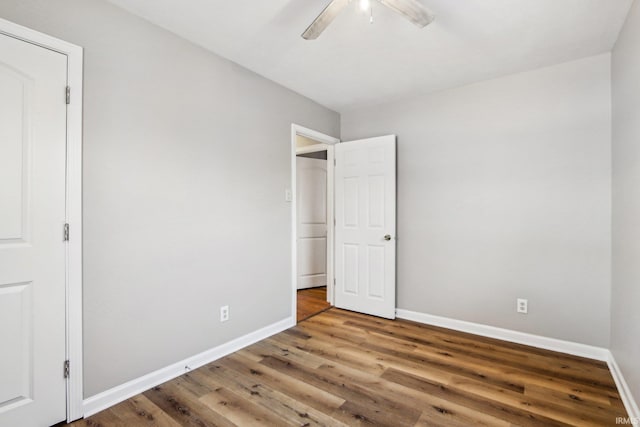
[285,189,293,202]
[220,305,229,322]
[517,298,528,314]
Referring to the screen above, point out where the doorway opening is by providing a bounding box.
[291,125,339,323]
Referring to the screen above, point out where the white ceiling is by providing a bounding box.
[106,0,632,112]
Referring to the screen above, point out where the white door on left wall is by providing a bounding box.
[297,156,328,289]
[0,33,68,427]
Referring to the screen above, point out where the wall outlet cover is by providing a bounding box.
[220,305,229,322]
[517,298,528,314]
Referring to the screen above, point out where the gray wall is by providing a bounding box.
[612,0,640,406]
[342,54,612,347]
[0,0,339,397]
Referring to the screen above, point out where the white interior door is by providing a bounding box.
[0,33,68,426]
[296,156,328,289]
[335,136,396,319]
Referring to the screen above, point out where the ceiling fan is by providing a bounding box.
[302,0,435,40]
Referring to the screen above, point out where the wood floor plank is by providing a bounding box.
[242,337,325,369]
[108,395,182,427]
[523,383,620,421]
[218,352,346,415]
[300,316,370,344]
[199,386,295,427]
[382,367,570,427]
[498,364,623,403]
[203,362,349,427]
[71,409,124,427]
[270,328,389,376]
[333,400,415,427]
[172,371,214,399]
[69,308,628,427]
[413,407,505,427]
[260,355,423,426]
[314,361,512,427]
[142,382,237,427]
[447,373,614,426]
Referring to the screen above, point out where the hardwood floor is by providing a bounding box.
[297,286,331,322]
[70,309,627,426]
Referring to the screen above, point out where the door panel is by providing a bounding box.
[367,246,385,298]
[0,64,30,242]
[298,238,327,276]
[335,136,396,319]
[343,244,359,294]
[297,156,328,289]
[343,178,359,227]
[0,33,68,427]
[368,175,385,228]
[0,282,33,406]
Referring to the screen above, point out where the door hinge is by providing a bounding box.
[334,158,336,166]
[63,223,69,241]
[65,86,71,105]
[334,278,336,287]
[64,360,70,378]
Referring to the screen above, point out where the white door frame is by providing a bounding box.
[296,144,331,155]
[0,18,84,422]
[291,124,339,319]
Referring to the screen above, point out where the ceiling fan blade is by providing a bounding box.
[379,0,435,28]
[302,0,350,40]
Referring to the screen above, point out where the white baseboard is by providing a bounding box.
[395,309,610,361]
[83,316,295,417]
[608,353,640,421]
